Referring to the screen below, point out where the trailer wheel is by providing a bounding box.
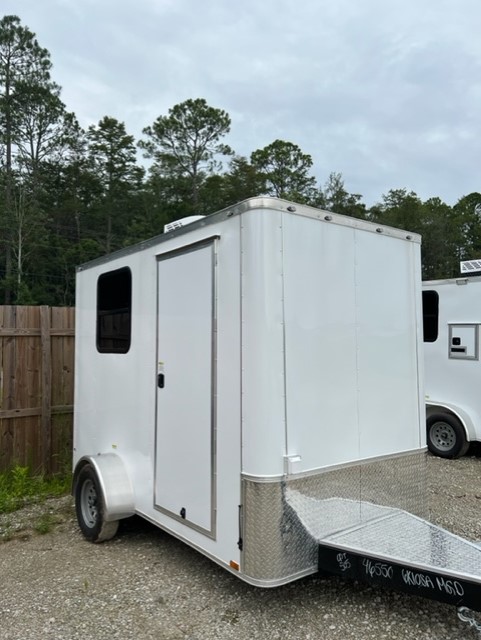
[426,413,469,459]
[75,464,119,542]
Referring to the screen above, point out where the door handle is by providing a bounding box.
[158,373,165,388]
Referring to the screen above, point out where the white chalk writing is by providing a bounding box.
[401,569,435,589]
[435,576,464,597]
[336,552,351,572]
[362,558,394,580]
[401,570,464,597]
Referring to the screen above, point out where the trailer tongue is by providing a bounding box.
[287,488,481,614]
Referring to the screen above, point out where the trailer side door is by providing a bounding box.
[154,238,217,537]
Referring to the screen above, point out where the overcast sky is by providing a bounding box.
[4,0,481,207]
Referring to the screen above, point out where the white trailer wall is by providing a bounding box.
[283,213,424,471]
[75,214,243,567]
[240,210,287,478]
[239,206,425,479]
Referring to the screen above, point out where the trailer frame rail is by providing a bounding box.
[318,543,481,612]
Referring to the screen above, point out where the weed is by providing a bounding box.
[0,466,71,515]
[34,513,57,535]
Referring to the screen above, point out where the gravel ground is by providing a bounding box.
[1,453,481,640]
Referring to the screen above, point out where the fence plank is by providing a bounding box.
[0,405,74,420]
[0,307,16,469]
[40,306,52,473]
[0,328,74,336]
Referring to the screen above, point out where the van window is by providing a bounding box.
[96,267,132,353]
[422,290,439,342]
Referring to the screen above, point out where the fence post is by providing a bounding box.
[40,306,52,474]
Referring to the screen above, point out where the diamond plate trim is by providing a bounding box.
[324,511,481,580]
[242,450,427,583]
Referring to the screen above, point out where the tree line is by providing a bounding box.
[1,14,480,306]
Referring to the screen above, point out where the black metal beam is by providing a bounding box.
[318,544,481,612]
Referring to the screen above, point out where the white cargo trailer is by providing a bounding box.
[423,272,481,458]
[73,197,481,617]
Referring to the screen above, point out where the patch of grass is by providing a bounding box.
[34,512,58,535]
[0,466,71,514]
[0,518,14,541]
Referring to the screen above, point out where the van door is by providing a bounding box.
[154,238,217,537]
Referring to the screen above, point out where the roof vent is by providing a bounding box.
[460,259,481,276]
[164,215,205,233]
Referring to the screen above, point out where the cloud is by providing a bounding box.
[3,0,481,205]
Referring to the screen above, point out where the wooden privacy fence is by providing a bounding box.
[0,306,75,475]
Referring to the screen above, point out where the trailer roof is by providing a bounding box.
[77,196,421,272]
[423,275,481,286]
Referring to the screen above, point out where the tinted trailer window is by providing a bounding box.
[422,290,439,343]
[96,267,132,353]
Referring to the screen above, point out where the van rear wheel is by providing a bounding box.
[75,464,119,542]
[427,413,469,459]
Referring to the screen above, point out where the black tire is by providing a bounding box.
[74,464,119,543]
[426,413,469,459]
